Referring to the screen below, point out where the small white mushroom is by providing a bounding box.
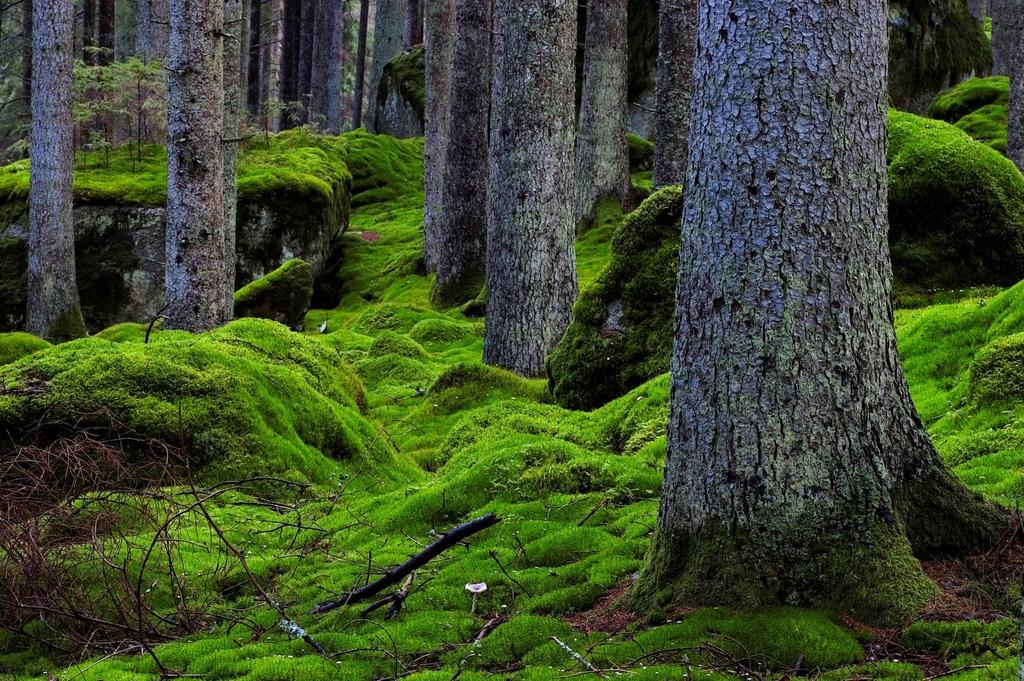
[465,582,488,614]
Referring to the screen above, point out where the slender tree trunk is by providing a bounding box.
[247,0,261,113]
[309,0,344,133]
[634,0,1004,626]
[223,0,243,313]
[97,0,114,65]
[574,0,631,223]
[239,0,251,118]
[991,0,1017,76]
[368,0,405,132]
[484,0,578,377]
[21,0,32,125]
[28,0,86,341]
[1007,0,1024,170]
[82,0,96,64]
[296,0,315,124]
[403,0,422,49]
[430,0,491,307]
[262,0,282,132]
[652,0,696,189]
[165,0,228,332]
[278,0,300,128]
[352,0,370,128]
[422,0,453,271]
[137,0,170,60]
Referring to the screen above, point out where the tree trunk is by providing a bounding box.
[223,0,244,314]
[21,0,32,124]
[1007,0,1024,170]
[574,0,631,223]
[296,0,315,124]
[368,0,405,133]
[652,0,696,189]
[165,0,228,332]
[352,0,370,128]
[422,0,454,271]
[137,0,170,60]
[484,0,578,377]
[634,0,1004,627]
[278,0,300,128]
[28,0,86,341]
[82,0,96,64]
[247,0,261,114]
[97,0,114,65]
[262,0,282,132]
[239,0,251,118]
[991,0,1017,76]
[968,0,989,22]
[430,0,491,307]
[309,0,344,133]
[403,0,422,49]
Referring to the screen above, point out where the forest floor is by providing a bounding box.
[0,132,1021,681]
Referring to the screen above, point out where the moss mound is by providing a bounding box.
[234,258,314,330]
[0,331,49,365]
[888,111,1024,289]
[929,76,1009,124]
[547,186,683,410]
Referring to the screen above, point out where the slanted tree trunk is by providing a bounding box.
[484,0,578,377]
[223,0,244,313]
[634,0,1004,626]
[403,0,422,49]
[430,0,491,307]
[137,0,170,60]
[27,0,86,341]
[368,0,405,132]
[82,0,96,64]
[574,0,631,223]
[422,0,454,271]
[309,0,344,133]
[165,0,228,332]
[97,0,114,65]
[352,0,370,128]
[652,0,697,189]
[1007,0,1024,170]
[246,0,261,114]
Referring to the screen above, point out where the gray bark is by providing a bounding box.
[638,0,1001,620]
[246,0,261,113]
[1006,0,1024,170]
[262,0,283,132]
[484,0,578,377]
[239,0,252,117]
[27,0,85,341]
[353,0,370,128]
[224,0,244,312]
[404,0,422,49]
[310,0,344,133]
[992,0,1018,76]
[574,0,631,223]
[430,0,491,306]
[21,0,31,124]
[296,0,315,123]
[165,0,228,332]
[968,0,989,22]
[137,0,170,60]
[422,0,453,271]
[652,0,697,189]
[368,0,406,133]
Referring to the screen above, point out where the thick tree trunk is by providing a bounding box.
[574,0,631,223]
[430,0,491,307]
[1008,1,1024,170]
[97,0,114,65]
[403,0,422,49]
[82,0,96,64]
[634,0,1004,627]
[137,0,170,60]
[484,0,578,377]
[422,0,454,271]
[991,0,1017,76]
[968,0,989,22]
[278,0,300,128]
[309,0,344,133]
[352,0,370,128]
[224,0,244,313]
[652,0,696,189]
[368,0,405,133]
[165,0,228,332]
[246,0,261,114]
[27,0,86,341]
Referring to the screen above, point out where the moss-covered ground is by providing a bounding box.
[0,132,1020,681]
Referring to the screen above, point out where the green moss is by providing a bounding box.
[821,663,923,681]
[368,330,428,359]
[929,77,1009,123]
[901,619,1017,659]
[0,331,49,365]
[627,133,654,173]
[46,306,88,342]
[376,47,425,124]
[955,103,1008,154]
[234,258,314,330]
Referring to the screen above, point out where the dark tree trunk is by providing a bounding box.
[137,0,170,60]
[238,0,251,119]
[484,0,578,377]
[309,0,344,133]
[422,0,454,271]
[296,0,315,124]
[368,0,405,132]
[278,0,300,128]
[403,0,422,49]
[96,0,114,65]
[652,0,696,188]
[634,0,1005,627]
[352,0,370,128]
[224,0,244,313]
[28,0,86,341]
[21,0,32,120]
[262,0,282,132]
[82,0,96,64]
[247,0,261,114]
[991,0,1017,76]
[165,0,228,332]
[430,0,491,307]
[1007,0,1024,170]
[574,0,631,223]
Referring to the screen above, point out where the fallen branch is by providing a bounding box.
[311,513,501,614]
[551,636,607,678]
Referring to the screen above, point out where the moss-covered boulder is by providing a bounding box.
[233,258,313,330]
[0,332,49,365]
[930,77,1010,154]
[373,47,424,139]
[547,186,683,410]
[0,318,410,487]
[888,111,1024,289]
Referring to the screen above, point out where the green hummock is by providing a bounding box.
[929,77,1010,154]
[0,331,49,365]
[234,258,314,330]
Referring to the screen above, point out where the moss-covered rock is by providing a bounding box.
[627,133,654,173]
[0,331,49,365]
[234,258,314,330]
[373,47,425,139]
[888,111,1024,289]
[547,186,683,410]
[930,77,1009,154]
